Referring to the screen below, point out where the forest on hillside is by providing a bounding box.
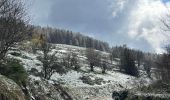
[31,26,110,52]
[0,0,170,100]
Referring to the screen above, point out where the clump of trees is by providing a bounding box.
[154,14,170,86]
[86,48,109,73]
[61,50,80,71]
[110,46,144,67]
[110,45,140,77]
[31,32,82,79]
[110,45,155,77]
[156,46,170,84]
[33,33,65,79]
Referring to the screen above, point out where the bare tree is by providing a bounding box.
[86,48,101,72]
[101,55,110,74]
[0,0,28,61]
[70,52,80,70]
[62,51,72,68]
[161,14,170,32]
[37,34,58,79]
[101,61,107,74]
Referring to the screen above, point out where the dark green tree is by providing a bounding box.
[120,47,139,77]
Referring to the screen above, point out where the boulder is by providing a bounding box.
[0,75,26,100]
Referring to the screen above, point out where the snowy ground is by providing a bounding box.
[7,43,153,99]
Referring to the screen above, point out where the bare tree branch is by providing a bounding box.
[0,0,28,61]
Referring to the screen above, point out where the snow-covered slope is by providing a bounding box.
[7,43,152,99]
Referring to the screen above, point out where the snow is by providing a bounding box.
[29,75,41,81]
[51,70,87,87]
[50,67,142,90]
[135,93,170,98]
[8,51,43,72]
[6,43,155,99]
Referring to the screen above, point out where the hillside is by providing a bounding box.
[7,43,153,100]
[1,0,170,100]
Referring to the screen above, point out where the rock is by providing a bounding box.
[0,75,26,100]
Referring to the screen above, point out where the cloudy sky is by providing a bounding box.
[27,0,170,53]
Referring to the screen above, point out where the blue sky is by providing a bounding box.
[162,0,170,3]
[27,0,170,53]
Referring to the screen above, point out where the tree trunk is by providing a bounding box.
[90,63,94,72]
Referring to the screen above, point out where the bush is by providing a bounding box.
[146,80,170,93]
[73,64,81,71]
[10,52,21,57]
[80,76,94,85]
[80,76,104,85]
[0,59,28,86]
[94,77,104,85]
[22,55,32,60]
[29,68,43,77]
[112,90,129,100]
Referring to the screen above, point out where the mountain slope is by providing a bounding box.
[7,43,152,100]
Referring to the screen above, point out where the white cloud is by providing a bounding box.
[109,0,127,17]
[141,28,168,53]
[27,0,170,53]
[118,0,170,53]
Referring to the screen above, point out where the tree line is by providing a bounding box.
[31,26,110,52]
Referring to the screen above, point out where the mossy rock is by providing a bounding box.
[0,75,26,100]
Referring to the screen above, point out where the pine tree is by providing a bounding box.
[120,47,139,77]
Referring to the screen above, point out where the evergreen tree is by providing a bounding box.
[120,47,139,77]
[156,46,170,84]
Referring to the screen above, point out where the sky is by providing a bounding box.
[27,0,170,53]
